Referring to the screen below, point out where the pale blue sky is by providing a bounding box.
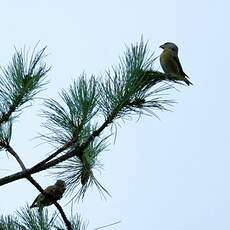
[0,0,229,229]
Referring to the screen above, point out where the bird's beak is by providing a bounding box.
[159,44,164,49]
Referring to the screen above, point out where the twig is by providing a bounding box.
[32,139,75,170]
[93,221,121,230]
[3,144,72,230]
[0,105,16,125]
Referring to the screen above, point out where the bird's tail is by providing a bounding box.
[30,204,36,209]
[30,199,38,208]
[184,77,193,86]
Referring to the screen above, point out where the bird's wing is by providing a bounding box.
[160,51,181,75]
[44,185,56,196]
[172,55,189,77]
[30,185,57,208]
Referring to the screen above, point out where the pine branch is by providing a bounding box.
[0,215,21,230]
[28,178,72,230]
[17,206,56,229]
[0,39,177,194]
[0,39,190,208]
[1,143,72,230]
[0,121,12,150]
[0,114,115,186]
[98,39,174,121]
[41,75,98,146]
[53,125,110,200]
[55,213,88,230]
[0,46,49,124]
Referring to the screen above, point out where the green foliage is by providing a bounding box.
[42,75,98,145]
[0,215,22,230]
[16,206,56,230]
[0,207,88,230]
[98,38,173,121]
[40,39,175,202]
[0,38,189,229]
[55,214,88,230]
[0,46,50,124]
[53,124,110,200]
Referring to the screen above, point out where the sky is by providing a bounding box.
[0,0,229,229]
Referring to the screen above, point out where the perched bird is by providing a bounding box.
[30,180,66,209]
[160,42,192,86]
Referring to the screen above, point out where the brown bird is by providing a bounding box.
[30,180,66,209]
[160,42,192,86]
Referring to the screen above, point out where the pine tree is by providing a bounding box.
[0,38,191,230]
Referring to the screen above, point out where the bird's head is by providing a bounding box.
[160,42,178,55]
[55,180,66,191]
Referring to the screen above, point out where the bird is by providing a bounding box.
[30,180,66,209]
[159,42,192,86]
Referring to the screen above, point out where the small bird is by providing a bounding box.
[30,180,66,209]
[160,42,192,86]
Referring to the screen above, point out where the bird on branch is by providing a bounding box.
[30,180,66,210]
[160,42,192,86]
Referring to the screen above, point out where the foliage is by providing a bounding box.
[0,38,190,229]
[0,46,49,124]
[0,207,87,230]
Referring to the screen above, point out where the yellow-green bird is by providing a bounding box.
[30,180,66,209]
[160,42,192,86]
